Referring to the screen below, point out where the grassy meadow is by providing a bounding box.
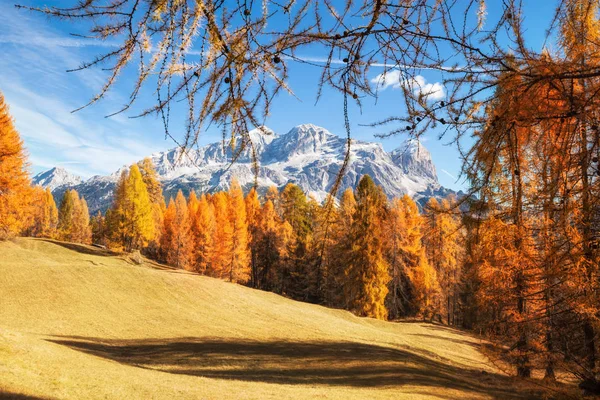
[0,238,574,399]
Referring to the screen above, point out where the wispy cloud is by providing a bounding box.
[0,34,118,49]
[0,2,164,178]
[370,70,445,100]
[5,87,162,178]
[441,169,456,180]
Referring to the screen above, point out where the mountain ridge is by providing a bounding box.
[33,124,456,214]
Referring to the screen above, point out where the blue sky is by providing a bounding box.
[0,1,557,191]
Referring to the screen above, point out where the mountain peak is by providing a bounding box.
[390,138,437,182]
[267,124,337,160]
[286,124,334,138]
[36,124,448,214]
[32,166,83,191]
[248,126,276,144]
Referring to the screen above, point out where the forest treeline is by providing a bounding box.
[16,158,463,324]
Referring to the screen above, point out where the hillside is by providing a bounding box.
[0,238,565,399]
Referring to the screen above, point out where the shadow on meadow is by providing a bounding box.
[0,391,47,399]
[39,239,116,257]
[47,336,546,399]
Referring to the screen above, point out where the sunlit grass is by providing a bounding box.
[0,238,574,399]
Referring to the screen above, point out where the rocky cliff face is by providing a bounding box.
[33,124,450,214]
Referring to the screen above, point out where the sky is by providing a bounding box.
[0,1,557,192]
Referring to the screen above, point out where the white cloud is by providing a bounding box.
[370,70,445,100]
[5,87,162,178]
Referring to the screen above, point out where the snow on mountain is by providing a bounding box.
[36,124,454,214]
[390,138,437,182]
[32,167,83,192]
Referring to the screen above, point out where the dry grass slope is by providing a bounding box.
[0,238,573,399]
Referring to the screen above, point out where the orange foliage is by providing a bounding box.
[0,93,31,239]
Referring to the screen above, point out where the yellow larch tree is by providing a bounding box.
[121,165,155,250]
[72,195,92,244]
[26,187,58,238]
[105,170,128,247]
[58,189,91,244]
[345,175,390,320]
[90,211,107,246]
[383,197,410,319]
[57,189,77,241]
[107,165,155,251]
[137,157,165,257]
[137,158,163,204]
[384,195,439,320]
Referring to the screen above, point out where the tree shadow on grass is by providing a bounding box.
[38,239,186,273]
[47,336,548,399]
[39,239,116,257]
[406,333,483,348]
[0,391,46,399]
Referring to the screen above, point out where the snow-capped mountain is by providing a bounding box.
[32,167,83,192]
[34,124,455,214]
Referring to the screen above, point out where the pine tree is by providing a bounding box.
[0,93,31,239]
[345,175,390,320]
[227,179,250,283]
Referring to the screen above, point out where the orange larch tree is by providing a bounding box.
[0,93,31,239]
[189,194,215,273]
[226,179,250,283]
[209,191,233,278]
[163,190,193,269]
